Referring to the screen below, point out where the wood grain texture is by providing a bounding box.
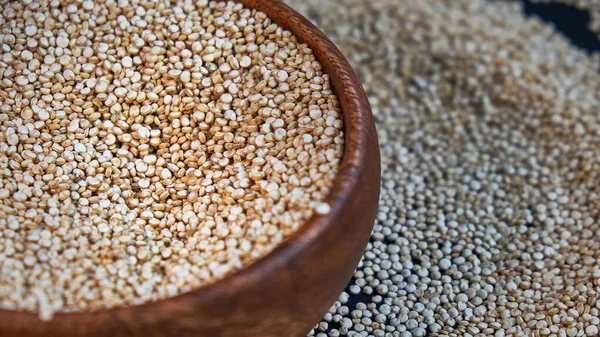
[0,1,380,336]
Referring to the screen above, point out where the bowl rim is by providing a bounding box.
[0,0,375,325]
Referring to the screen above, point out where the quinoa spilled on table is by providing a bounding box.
[283,0,600,336]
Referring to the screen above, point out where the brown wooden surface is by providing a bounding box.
[0,0,380,336]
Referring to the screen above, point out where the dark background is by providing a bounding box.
[515,0,600,53]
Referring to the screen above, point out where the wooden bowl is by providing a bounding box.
[0,1,380,336]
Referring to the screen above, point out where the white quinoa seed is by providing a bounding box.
[314,202,332,215]
[240,55,252,68]
[0,0,344,321]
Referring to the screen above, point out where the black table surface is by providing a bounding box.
[516,0,600,53]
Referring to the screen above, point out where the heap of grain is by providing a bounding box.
[281,0,600,336]
[0,0,344,320]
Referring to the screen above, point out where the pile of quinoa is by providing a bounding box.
[0,0,344,320]
[282,0,600,336]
